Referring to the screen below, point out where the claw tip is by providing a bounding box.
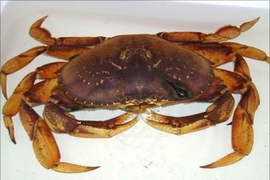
[11,139,17,144]
[200,164,215,169]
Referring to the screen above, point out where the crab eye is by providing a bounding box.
[175,87,189,98]
[164,76,190,99]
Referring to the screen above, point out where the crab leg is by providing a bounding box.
[23,85,138,138]
[177,43,235,66]
[19,102,99,173]
[144,86,258,168]
[3,61,100,172]
[2,62,64,143]
[21,71,138,138]
[43,102,138,138]
[1,46,47,98]
[177,42,269,67]
[144,65,248,135]
[157,17,259,43]
[0,46,77,98]
[1,16,106,99]
[30,16,106,46]
[28,15,106,60]
[197,54,259,167]
[144,92,234,135]
[18,82,138,173]
[201,82,259,168]
[2,72,37,143]
[222,42,270,63]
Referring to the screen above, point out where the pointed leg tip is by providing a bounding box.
[6,127,16,144]
[11,139,17,144]
[51,162,100,173]
[200,164,216,169]
[39,15,49,22]
[200,152,245,169]
[88,166,100,171]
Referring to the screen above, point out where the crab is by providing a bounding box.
[1,16,269,173]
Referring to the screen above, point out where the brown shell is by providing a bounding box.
[58,35,213,106]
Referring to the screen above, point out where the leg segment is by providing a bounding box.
[144,93,234,135]
[177,43,235,67]
[177,42,269,67]
[43,102,138,138]
[144,87,258,168]
[1,16,107,99]
[30,16,106,46]
[1,46,47,98]
[2,62,64,143]
[19,102,99,173]
[200,52,261,167]
[18,77,138,173]
[0,46,82,99]
[18,100,137,173]
[2,72,37,143]
[222,42,270,63]
[201,82,259,168]
[157,17,259,43]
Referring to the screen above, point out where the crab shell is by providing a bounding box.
[59,35,213,110]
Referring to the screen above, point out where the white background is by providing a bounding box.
[0,1,268,11]
[1,1,269,180]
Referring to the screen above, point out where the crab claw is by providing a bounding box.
[201,82,259,168]
[33,119,99,173]
[43,102,138,138]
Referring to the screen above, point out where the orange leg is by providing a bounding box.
[177,42,269,67]
[28,16,106,60]
[222,42,270,63]
[13,67,138,173]
[43,102,138,138]
[143,88,257,168]
[157,17,269,69]
[19,101,99,173]
[201,55,260,167]
[201,82,259,168]
[2,62,65,143]
[30,16,106,46]
[1,16,106,99]
[144,60,261,168]
[2,72,37,143]
[22,78,138,138]
[144,93,234,135]
[199,66,259,168]
[18,100,137,173]
[157,17,259,43]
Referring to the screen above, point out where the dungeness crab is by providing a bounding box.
[1,16,269,173]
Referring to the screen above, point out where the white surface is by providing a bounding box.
[1,1,269,180]
[186,1,269,9]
